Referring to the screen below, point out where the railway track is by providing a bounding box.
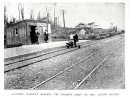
[4,40,101,73]
[74,43,121,89]
[4,36,123,73]
[29,38,123,89]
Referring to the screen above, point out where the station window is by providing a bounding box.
[15,28,18,36]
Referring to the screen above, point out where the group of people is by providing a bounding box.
[70,31,79,47]
[35,29,79,46]
[35,29,49,44]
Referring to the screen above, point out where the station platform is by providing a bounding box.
[4,40,88,59]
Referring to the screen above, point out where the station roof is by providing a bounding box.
[7,19,50,28]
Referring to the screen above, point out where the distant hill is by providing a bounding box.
[52,27,75,35]
[51,26,124,40]
[51,27,76,39]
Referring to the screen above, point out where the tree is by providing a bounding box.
[30,9,34,20]
[76,22,86,28]
[18,4,24,21]
[4,6,8,28]
[37,11,41,20]
[87,22,95,27]
[4,6,9,46]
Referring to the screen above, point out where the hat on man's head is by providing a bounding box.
[72,31,76,34]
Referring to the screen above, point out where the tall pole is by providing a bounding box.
[58,16,59,27]
[38,11,41,20]
[60,10,66,28]
[63,11,65,28]
[46,6,49,31]
[54,3,56,27]
[18,4,21,21]
[21,4,24,20]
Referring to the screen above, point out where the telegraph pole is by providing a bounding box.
[18,4,21,21]
[60,10,66,28]
[46,6,48,31]
[54,3,56,27]
[38,11,41,20]
[58,16,59,27]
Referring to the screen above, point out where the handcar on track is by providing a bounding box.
[66,39,80,49]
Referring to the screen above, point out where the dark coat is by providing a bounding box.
[36,32,40,37]
[73,34,78,42]
[44,32,49,40]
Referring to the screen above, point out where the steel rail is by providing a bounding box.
[5,37,122,73]
[4,41,97,73]
[4,41,92,66]
[74,42,121,89]
[5,35,123,66]
[30,39,120,89]
[5,48,66,66]
[5,35,120,66]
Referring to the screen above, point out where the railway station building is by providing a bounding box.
[5,19,52,47]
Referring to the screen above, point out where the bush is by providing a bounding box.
[52,35,67,39]
[88,34,100,40]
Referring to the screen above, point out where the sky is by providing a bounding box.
[4,3,125,29]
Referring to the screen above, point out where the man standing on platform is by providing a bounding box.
[36,29,40,44]
[44,30,49,43]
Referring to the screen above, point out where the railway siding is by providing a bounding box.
[4,41,93,72]
[78,40,125,89]
[4,35,124,89]
[4,39,106,89]
[33,39,122,89]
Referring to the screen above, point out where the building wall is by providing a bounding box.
[6,27,12,45]
[6,20,52,46]
[79,29,86,35]
[19,22,27,44]
[47,24,52,42]
[6,21,27,46]
[27,22,52,44]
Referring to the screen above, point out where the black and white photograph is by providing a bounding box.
[2,0,129,96]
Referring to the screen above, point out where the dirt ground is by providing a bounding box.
[4,34,125,90]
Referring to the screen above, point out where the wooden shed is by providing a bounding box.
[6,19,52,47]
